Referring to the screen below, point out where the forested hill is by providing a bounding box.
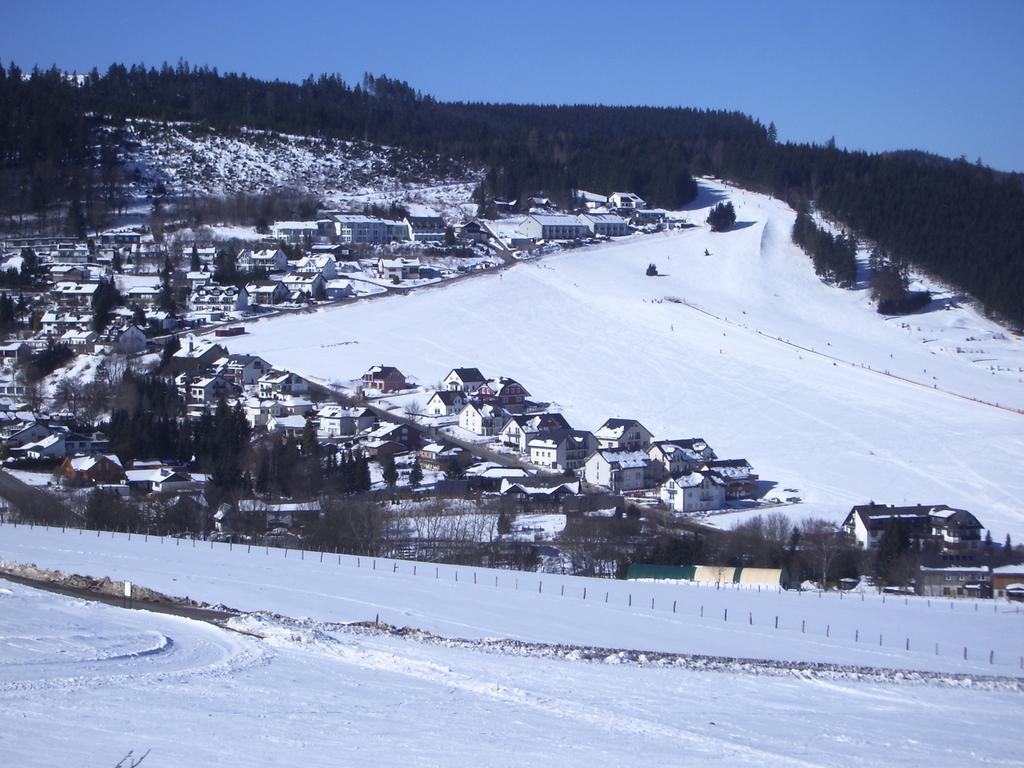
[1,61,1022,323]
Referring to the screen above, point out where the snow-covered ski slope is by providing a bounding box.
[2,526,1023,767]
[219,181,1024,537]
[2,581,1020,768]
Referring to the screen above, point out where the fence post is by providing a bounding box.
[749,611,752,625]
[700,605,703,617]
[584,588,588,600]
[673,600,676,614]
[775,616,778,629]
[628,594,632,607]
[561,584,565,597]
[801,620,805,634]
[905,638,909,651]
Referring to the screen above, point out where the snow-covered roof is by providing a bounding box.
[593,450,649,469]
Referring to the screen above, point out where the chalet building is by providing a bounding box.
[245,280,289,306]
[841,503,985,552]
[594,419,653,452]
[659,471,726,513]
[60,454,125,485]
[170,338,228,373]
[499,478,581,509]
[361,365,408,392]
[108,325,148,355]
[293,254,338,279]
[281,272,327,301]
[527,429,597,472]
[425,390,466,417]
[237,248,288,273]
[499,412,572,452]
[189,284,249,313]
[607,192,646,210]
[648,438,717,481]
[477,377,529,406]
[443,367,487,393]
[518,214,591,241]
[214,354,273,387]
[417,442,471,472]
[703,459,758,499]
[583,449,651,492]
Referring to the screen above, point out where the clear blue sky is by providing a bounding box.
[4,0,1023,171]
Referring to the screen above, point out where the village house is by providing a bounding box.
[425,390,466,417]
[499,477,581,510]
[443,367,488,393]
[243,397,286,429]
[607,192,646,210]
[324,279,356,301]
[583,449,652,492]
[316,405,376,439]
[518,214,591,241]
[376,257,422,282]
[214,354,273,387]
[59,329,98,353]
[363,421,426,454]
[108,325,148,355]
[188,375,235,410]
[499,412,572,452]
[280,272,327,301]
[417,442,471,472]
[841,503,985,552]
[477,377,529,406]
[457,402,508,436]
[245,280,289,306]
[237,248,288,273]
[170,338,228,373]
[703,459,758,499]
[257,370,310,400]
[49,265,89,282]
[40,311,92,337]
[659,470,727,513]
[60,454,125,485]
[647,438,717,482]
[594,418,654,452]
[361,365,408,392]
[266,413,309,436]
[51,281,99,309]
[293,254,338,279]
[992,565,1024,600]
[124,285,163,311]
[405,216,447,242]
[189,284,249,313]
[527,429,597,472]
[125,466,196,495]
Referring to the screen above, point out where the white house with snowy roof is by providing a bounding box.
[658,470,726,513]
[583,449,652,492]
[518,214,591,241]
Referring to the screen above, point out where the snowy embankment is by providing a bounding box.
[217,180,1024,537]
[2,525,1021,677]
[3,528,1024,768]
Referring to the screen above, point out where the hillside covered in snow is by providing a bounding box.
[121,120,480,219]
[217,180,1024,538]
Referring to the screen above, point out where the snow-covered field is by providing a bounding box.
[1,525,1022,767]
[211,180,1024,538]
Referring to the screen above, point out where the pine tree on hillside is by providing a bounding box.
[707,202,736,232]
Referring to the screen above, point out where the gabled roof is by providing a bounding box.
[446,367,486,383]
[590,449,650,469]
[595,418,651,440]
[364,365,403,378]
[428,390,465,405]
